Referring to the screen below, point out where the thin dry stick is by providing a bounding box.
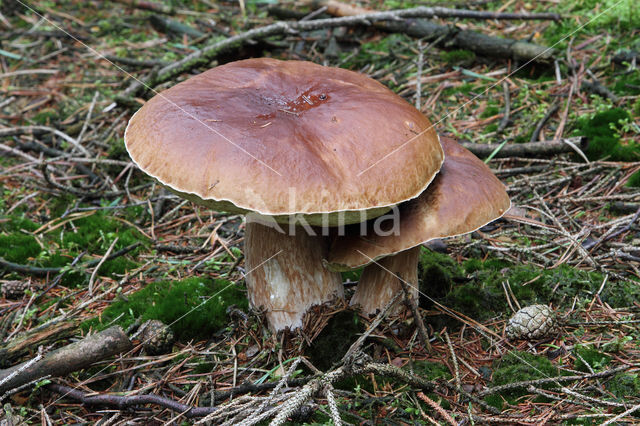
[77,91,99,145]
[0,126,89,157]
[554,76,575,140]
[601,402,640,425]
[399,279,431,351]
[530,102,559,142]
[443,331,461,393]
[6,292,36,341]
[120,5,559,98]
[497,81,511,132]
[560,386,626,408]
[88,237,119,295]
[417,392,456,426]
[415,40,424,110]
[527,385,594,409]
[342,290,402,363]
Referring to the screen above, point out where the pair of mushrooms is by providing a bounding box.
[125,58,510,332]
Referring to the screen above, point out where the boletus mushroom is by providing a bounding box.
[326,136,511,314]
[124,58,444,331]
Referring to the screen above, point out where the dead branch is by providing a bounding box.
[0,319,78,367]
[317,0,556,63]
[0,326,132,394]
[45,383,218,419]
[119,5,558,100]
[461,137,586,158]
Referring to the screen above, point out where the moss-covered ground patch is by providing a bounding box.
[420,249,640,320]
[82,277,247,340]
[486,350,562,409]
[606,372,640,399]
[575,107,639,161]
[419,248,640,324]
[0,209,147,283]
[573,344,611,372]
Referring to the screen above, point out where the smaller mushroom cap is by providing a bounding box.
[326,137,511,270]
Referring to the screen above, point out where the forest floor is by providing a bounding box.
[1,0,639,424]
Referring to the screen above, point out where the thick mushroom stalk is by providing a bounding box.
[244,220,343,331]
[350,246,420,314]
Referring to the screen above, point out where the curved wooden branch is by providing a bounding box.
[0,326,132,394]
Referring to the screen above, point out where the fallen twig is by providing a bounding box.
[0,320,79,367]
[46,382,218,418]
[0,326,132,394]
[461,137,586,158]
[119,5,558,100]
[399,279,431,351]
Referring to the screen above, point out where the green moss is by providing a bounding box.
[420,250,639,325]
[308,310,364,372]
[544,0,640,49]
[576,107,639,161]
[441,49,476,67]
[1,214,40,233]
[574,345,611,372]
[606,373,640,398]
[82,277,247,340]
[193,361,215,374]
[442,82,476,98]
[418,248,463,309]
[626,170,640,188]
[341,268,362,283]
[32,108,59,126]
[0,233,41,263]
[484,123,499,133]
[490,350,560,401]
[340,33,411,71]
[107,137,129,160]
[57,211,143,254]
[613,71,640,96]
[409,360,452,381]
[480,106,500,119]
[473,262,633,317]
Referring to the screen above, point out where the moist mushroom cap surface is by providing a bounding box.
[327,136,511,269]
[124,58,443,219]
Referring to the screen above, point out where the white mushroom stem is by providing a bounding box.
[350,246,420,315]
[244,220,343,331]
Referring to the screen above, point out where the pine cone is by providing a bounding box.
[506,304,558,340]
[140,320,175,355]
[1,281,30,300]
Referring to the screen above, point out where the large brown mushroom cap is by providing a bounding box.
[327,137,511,270]
[125,58,443,222]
